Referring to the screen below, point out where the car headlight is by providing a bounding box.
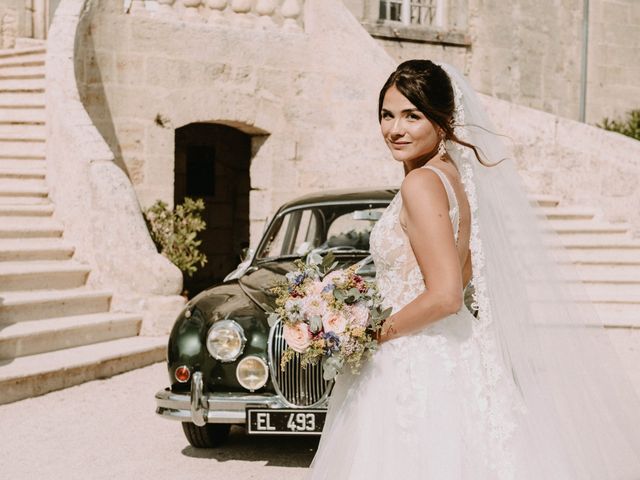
[236,356,269,391]
[206,319,246,362]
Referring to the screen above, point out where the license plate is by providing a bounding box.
[246,408,326,435]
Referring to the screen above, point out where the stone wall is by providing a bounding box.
[587,0,640,125]
[0,1,21,48]
[76,0,401,248]
[47,0,185,334]
[343,0,640,126]
[485,95,640,233]
[467,0,584,120]
[70,0,640,264]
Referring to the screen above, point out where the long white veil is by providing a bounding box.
[441,63,640,478]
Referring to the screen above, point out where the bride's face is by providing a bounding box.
[380,85,440,166]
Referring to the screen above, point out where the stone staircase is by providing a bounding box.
[533,194,640,328]
[0,45,167,405]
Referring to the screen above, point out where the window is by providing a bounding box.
[258,209,321,259]
[379,0,440,27]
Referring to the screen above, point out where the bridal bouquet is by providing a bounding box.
[267,252,392,380]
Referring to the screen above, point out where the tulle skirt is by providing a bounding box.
[306,308,576,480]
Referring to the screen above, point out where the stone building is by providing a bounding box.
[345,0,640,125]
[0,0,638,402]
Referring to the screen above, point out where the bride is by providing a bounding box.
[306,60,640,479]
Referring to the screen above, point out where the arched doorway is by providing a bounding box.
[175,123,251,296]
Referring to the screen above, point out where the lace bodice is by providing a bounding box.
[369,165,460,312]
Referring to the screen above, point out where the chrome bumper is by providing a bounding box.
[155,372,328,426]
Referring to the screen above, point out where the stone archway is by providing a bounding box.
[174,123,252,296]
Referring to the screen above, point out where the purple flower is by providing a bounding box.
[323,331,341,354]
[322,283,335,293]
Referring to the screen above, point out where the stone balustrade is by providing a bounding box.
[127,0,304,29]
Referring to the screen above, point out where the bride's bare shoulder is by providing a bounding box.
[399,167,449,209]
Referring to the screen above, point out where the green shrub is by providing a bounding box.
[144,197,207,277]
[597,109,640,141]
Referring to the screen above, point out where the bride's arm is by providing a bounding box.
[379,168,463,343]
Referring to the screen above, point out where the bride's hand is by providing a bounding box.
[377,317,398,344]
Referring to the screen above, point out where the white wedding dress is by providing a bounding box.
[307,165,536,480]
[307,63,640,479]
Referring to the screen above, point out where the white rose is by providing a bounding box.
[348,303,370,328]
[302,293,328,320]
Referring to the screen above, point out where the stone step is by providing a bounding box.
[538,207,596,221]
[594,302,640,316]
[0,195,49,205]
[0,65,45,77]
[0,130,45,141]
[0,312,142,360]
[596,306,640,326]
[0,138,46,157]
[547,221,631,235]
[0,186,48,200]
[0,217,62,239]
[558,236,640,249]
[0,123,46,136]
[0,238,73,261]
[0,58,44,71]
[0,288,112,322]
[566,249,640,265]
[582,284,640,304]
[0,76,45,91]
[0,71,43,81]
[0,106,45,123]
[0,158,46,169]
[0,91,44,106]
[0,203,52,216]
[12,38,46,50]
[0,177,47,190]
[0,335,166,405]
[0,167,46,180]
[0,46,46,61]
[0,260,90,291]
[0,195,50,205]
[529,194,561,208]
[571,264,640,284]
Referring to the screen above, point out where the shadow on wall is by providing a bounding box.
[74,8,128,177]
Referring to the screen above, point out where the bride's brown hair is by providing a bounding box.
[378,60,492,167]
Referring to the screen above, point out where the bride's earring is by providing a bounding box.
[438,138,447,157]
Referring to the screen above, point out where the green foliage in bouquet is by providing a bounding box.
[597,109,640,141]
[143,197,207,277]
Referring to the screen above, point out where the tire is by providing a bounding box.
[181,422,231,448]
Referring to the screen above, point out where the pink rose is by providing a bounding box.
[348,303,370,328]
[322,311,348,334]
[283,322,312,353]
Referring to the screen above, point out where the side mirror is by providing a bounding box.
[224,248,256,282]
[240,247,255,262]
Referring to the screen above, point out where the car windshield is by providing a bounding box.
[256,203,388,260]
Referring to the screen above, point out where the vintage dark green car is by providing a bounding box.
[155,188,396,448]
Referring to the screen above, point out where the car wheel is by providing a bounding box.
[181,422,231,448]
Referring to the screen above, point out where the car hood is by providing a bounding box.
[237,259,297,312]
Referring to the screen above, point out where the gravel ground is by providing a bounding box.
[1,329,637,480]
[0,363,317,480]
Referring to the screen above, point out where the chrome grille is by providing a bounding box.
[268,321,333,407]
